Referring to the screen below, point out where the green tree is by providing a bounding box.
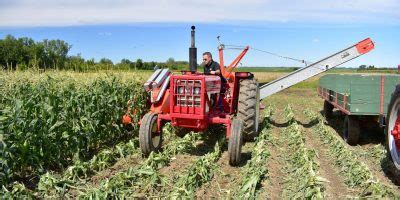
[1,35,22,70]
[42,39,71,70]
[0,38,5,69]
[135,58,143,70]
[28,41,44,69]
[116,58,132,70]
[66,54,85,71]
[86,58,96,70]
[368,65,375,70]
[99,58,113,70]
[120,58,131,65]
[150,61,157,70]
[99,58,113,65]
[166,57,175,68]
[16,37,36,70]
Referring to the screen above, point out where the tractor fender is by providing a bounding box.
[150,89,170,114]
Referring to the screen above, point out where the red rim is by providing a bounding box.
[391,113,400,150]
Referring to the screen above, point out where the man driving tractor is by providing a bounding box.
[202,52,225,110]
[202,52,221,75]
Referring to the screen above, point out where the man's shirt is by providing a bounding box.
[204,60,220,75]
[203,60,226,85]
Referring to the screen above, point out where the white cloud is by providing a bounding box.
[0,0,399,27]
[313,38,319,43]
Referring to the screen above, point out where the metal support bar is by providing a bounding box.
[218,44,249,82]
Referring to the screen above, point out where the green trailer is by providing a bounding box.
[318,73,400,170]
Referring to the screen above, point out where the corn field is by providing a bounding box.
[1,71,399,198]
[0,71,146,193]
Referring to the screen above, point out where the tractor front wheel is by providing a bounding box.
[139,112,162,156]
[385,85,400,171]
[343,115,360,145]
[228,118,244,166]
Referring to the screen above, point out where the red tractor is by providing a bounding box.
[123,26,375,166]
[136,26,259,166]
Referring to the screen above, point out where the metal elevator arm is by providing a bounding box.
[259,38,375,100]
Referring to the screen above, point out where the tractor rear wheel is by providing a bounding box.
[139,112,162,156]
[323,100,334,119]
[342,115,360,145]
[228,118,244,166]
[237,78,260,141]
[385,85,400,171]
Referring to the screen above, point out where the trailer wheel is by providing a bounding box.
[139,112,162,156]
[228,118,244,166]
[385,85,400,171]
[323,100,334,119]
[342,115,360,145]
[238,79,260,141]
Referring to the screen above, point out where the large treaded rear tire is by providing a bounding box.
[139,112,162,156]
[237,79,260,141]
[385,84,400,172]
[228,118,243,166]
[343,115,360,145]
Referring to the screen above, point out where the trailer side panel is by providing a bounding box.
[319,74,400,115]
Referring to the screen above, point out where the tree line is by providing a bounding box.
[0,35,188,71]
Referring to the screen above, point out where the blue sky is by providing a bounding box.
[0,0,399,68]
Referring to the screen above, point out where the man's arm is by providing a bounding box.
[210,70,220,75]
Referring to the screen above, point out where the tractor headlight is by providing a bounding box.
[194,87,200,95]
[178,86,184,94]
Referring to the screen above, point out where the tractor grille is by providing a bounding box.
[174,79,202,107]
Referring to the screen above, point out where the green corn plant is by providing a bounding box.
[0,72,146,192]
[304,110,399,198]
[236,108,273,199]
[79,132,202,199]
[281,123,326,199]
[1,182,35,199]
[264,104,273,120]
[236,129,271,199]
[35,137,141,197]
[37,123,173,197]
[356,144,387,167]
[63,138,139,181]
[280,106,326,199]
[38,172,75,198]
[170,137,225,198]
[284,104,295,124]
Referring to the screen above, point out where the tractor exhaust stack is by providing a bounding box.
[189,26,197,72]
